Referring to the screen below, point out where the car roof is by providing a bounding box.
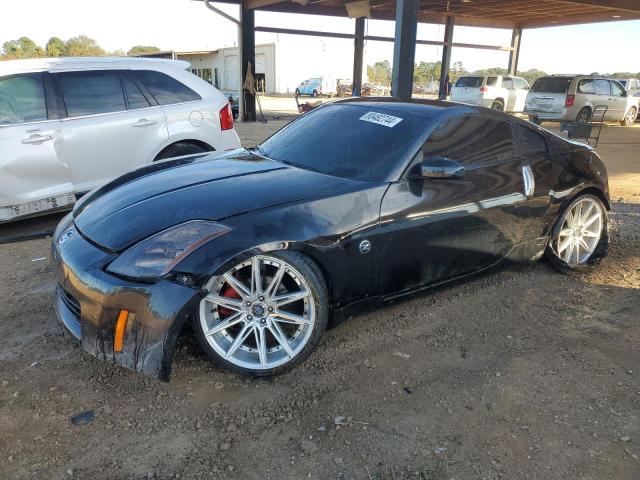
[333,97,483,117]
[0,56,190,76]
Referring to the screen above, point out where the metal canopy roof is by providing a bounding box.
[215,0,640,29]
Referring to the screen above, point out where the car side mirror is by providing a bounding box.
[421,156,465,179]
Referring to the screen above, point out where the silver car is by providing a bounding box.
[525,75,639,126]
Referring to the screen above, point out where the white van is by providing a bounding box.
[0,57,241,222]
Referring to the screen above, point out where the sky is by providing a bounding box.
[2,0,639,90]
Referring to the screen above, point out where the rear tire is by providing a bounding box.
[546,193,608,274]
[528,116,541,126]
[295,88,300,96]
[491,99,504,111]
[621,107,637,127]
[576,107,591,123]
[155,142,208,161]
[312,90,318,98]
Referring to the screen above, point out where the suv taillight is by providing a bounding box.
[479,86,487,93]
[564,94,575,107]
[219,104,234,131]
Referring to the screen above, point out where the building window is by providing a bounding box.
[191,68,213,85]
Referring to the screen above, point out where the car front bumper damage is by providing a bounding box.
[51,215,202,381]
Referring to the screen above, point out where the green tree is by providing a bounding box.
[127,45,161,56]
[413,61,441,85]
[1,36,44,59]
[517,68,547,85]
[45,37,67,57]
[65,35,105,57]
[367,60,392,85]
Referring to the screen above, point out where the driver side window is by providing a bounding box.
[0,73,48,125]
[423,115,514,166]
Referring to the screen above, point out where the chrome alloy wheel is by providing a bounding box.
[555,197,603,265]
[199,255,315,371]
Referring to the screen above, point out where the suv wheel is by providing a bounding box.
[621,107,637,127]
[528,116,541,126]
[312,90,318,98]
[155,142,208,161]
[491,99,504,111]
[576,107,591,123]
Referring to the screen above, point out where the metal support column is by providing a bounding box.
[352,17,365,96]
[508,28,522,76]
[391,0,418,98]
[241,0,256,122]
[438,16,455,100]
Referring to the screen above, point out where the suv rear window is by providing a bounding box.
[134,70,200,105]
[531,77,572,94]
[455,77,483,88]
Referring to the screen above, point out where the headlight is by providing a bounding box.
[106,220,230,279]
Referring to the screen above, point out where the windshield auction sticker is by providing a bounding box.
[359,111,403,128]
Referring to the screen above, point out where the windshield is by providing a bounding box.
[259,104,428,181]
[531,77,572,94]
[455,77,484,88]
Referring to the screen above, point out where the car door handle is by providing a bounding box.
[133,119,157,127]
[21,134,54,144]
[522,165,535,199]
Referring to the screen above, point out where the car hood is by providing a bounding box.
[74,149,358,252]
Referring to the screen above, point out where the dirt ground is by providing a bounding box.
[1,121,639,480]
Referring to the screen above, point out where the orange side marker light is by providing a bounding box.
[114,309,129,353]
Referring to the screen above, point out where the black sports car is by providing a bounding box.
[52,98,610,380]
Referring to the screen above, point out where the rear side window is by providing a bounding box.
[423,115,513,165]
[58,71,126,117]
[531,77,572,94]
[0,74,48,125]
[610,81,625,97]
[502,78,514,89]
[513,78,530,90]
[594,79,610,96]
[122,76,151,109]
[486,77,498,87]
[455,77,483,88]
[134,70,200,105]
[578,79,594,94]
[515,125,547,154]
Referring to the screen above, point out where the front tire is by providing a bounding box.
[194,251,328,376]
[546,193,608,273]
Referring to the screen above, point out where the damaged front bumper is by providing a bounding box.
[51,214,202,381]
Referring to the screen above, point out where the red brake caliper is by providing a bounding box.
[218,284,241,317]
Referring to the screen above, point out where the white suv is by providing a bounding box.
[0,57,241,222]
[451,75,530,112]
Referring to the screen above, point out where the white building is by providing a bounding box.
[139,43,276,94]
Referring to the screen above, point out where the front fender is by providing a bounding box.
[174,186,388,308]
